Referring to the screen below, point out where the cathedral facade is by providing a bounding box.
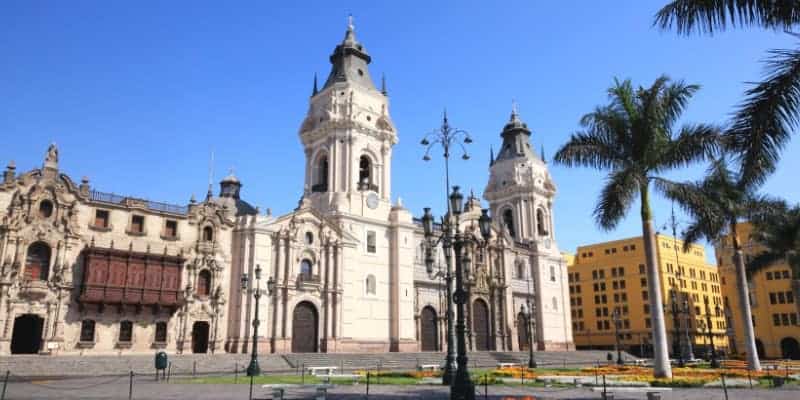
[0,23,572,355]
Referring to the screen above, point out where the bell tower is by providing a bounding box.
[298,18,397,217]
[483,107,557,246]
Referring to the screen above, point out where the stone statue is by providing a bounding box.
[45,143,59,164]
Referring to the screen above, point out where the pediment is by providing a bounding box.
[267,207,358,245]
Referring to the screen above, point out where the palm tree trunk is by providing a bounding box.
[792,279,800,327]
[731,221,762,371]
[641,187,672,378]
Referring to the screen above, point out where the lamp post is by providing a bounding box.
[241,264,275,377]
[420,112,473,387]
[682,299,695,362]
[524,276,537,369]
[704,296,721,368]
[612,308,624,365]
[422,188,492,400]
[669,291,684,367]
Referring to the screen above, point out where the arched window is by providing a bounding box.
[502,208,515,238]
[155,321,168,343]
[536,208,548,236]
[313,155,329,192]
[197,270,211,297]
[119,320,133,342]
[25,242,51,281]
[552,297,558,311]
[300,259,313,280]
[516,262,526,279]
[80,320,96,342]
[550,265,557,282]
[358,155,372,190]
[38,200,53,218]
[366,274,376,295]
[202,226,214,242]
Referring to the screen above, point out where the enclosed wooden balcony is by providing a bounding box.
[79,246,185,310]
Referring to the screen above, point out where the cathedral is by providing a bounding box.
[0,22,572,355]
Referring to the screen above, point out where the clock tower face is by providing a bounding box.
[366,192,379,209]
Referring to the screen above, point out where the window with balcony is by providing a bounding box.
[94,209,110,229]
[197,270,211,297]
[164,220,178,239]
[300,259,313,281]
[25,241,50,281]
[130,215,145,234]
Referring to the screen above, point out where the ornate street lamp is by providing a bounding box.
[669,291,685,367]
[704,296,721,368]
[682,299,695,361]
[524,274,537,368]
[421,189,491,400]
[612,308,624,365]
[241,264,275,377]
[419,112,473,388]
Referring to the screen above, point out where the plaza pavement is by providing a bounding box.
[3,376,798,400]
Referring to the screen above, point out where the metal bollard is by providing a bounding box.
[721,374,729,400]
[1,370,9,400]
[128,371,134,400]
[248,375,254,400]
[167,362,172,382]
[234,362,238,384]
[747,369,753,389]
[483,373,488,400]
[302,363,306,385]
[192,360,196,377]
[366,372,370,399]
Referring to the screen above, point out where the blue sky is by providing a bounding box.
[2,1,798,259]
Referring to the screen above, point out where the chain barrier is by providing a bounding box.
[7,371,126,391]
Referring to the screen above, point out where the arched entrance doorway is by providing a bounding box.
[420,306,438,351]
[11,314,44,354]
[472,299,490,351]
[780,337,800,360]
[291,301,318,353]
[755,339,766,359]
[192,321,210,354]
[517,312,530,351]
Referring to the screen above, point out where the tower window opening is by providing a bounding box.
[502,208,515,239]
[358,156,376,191]
[313,155,329,192]
[536,208,548,236]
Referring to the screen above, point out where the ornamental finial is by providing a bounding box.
[347,14,354,31]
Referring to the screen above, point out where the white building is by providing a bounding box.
[0,21,572,355]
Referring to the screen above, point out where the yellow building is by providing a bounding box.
[717,222,800,360]
[567,234,728,358]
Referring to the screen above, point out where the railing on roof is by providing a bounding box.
[90,190,188,215]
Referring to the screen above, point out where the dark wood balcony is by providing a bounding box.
[78,247,185,310]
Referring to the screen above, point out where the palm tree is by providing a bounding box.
[656,158,763,370]
[554,76,719,378]
[748,201,800,320]
[654,0,800,187]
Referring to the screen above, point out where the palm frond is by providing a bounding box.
[553,130,624,169]
[657,123,721,170]
[661,80,701,128]
[747,250,786,274]
[654,0,800,35]
[594,168,639,231]
[727,47,800,187]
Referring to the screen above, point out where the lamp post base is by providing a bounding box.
[246,359,260,377]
